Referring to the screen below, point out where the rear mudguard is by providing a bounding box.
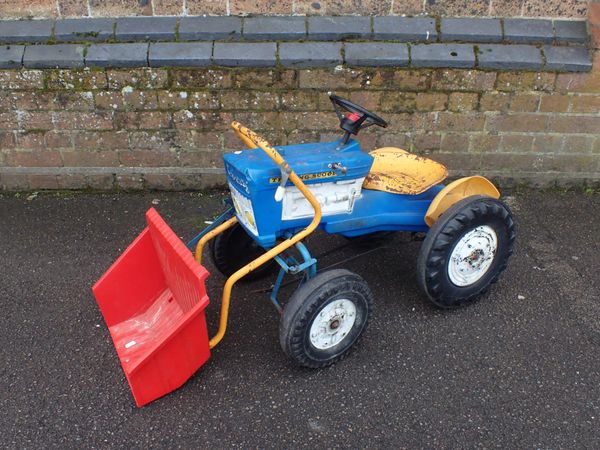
[424,176,500,227]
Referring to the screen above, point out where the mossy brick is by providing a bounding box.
[115,17,178,42]
[157,90,189,109]
[149,43,212,68]
[171,69,231,89]
[52,111,113,130]
[415,92,447,111]
[307,16,371,40]
[23,44,85,69]
[0,45,24,69]
[0,19,53,44]
[220,90,279,110]
[179,16,241,41]
[233,70,297,89]
[431,70,496,92]
[46,69,108,90]
[54,18,115,42]
[441,18,502,43]
[477,44,543,70]
[243,16,306,41]
[509,93,540,112]
[500,134,534,152]
[107,68,168,89]
[373,17,437,42]
[495,72,556,92]
[280,91,319,111]
[503,19,554,44]
[280,43,342,68]
[213,43,276,67]
[543,46,592,72]
[188,91,221,110]
[411,44,475,69]
[86,43,148,68]
[379,92,417,112]
[448,92,479,111]
[532,135,562,153]
[553,20,588,44]
[345,43,409,67]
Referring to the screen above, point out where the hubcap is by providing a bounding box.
[447,225,498,287]
[309,299,357,350]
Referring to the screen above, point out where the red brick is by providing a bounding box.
[56,174,87,189]
[0,131,16,148]
[0,173,29,190]
[173,111,232,131]
[157,90,189,110]
[19,112,54,130]
[532,135,562,153]
[486,114,547,133]
[144,173,174,190]
[569,95,600,113]
[479,92,511,112]
[346,91,382,112]
[116,174,144,190]
[435,112,486,132]
[153,0,183,15]
[591,25,600,49]
[53,112,114,130]
[547,115,600,133]
[562,135,595,153]
[539,94,570,112]
[415,93,447,111]
[90,0,151,16]
[45,131,73,148]
[61,150,119,166]
[73,131,129,149]
[379,92,417,112]
[375,132,411,149]
[86,174,114,190]
[440,133,469,152]
[179,150,223,168]
[15,131,45,149]
[128,131,175,151]
[186,0,226,14]
[6,149,62,167]
[231,0,292,14]
[58,0,88,16]
[433,152,482,171]
[500,134,534,152]
[119,149,178,167]
[589,2,600,26]
[28,174,59,189]
[509,93,541,112]
[94,91,125,111]
[412,133,441,152]
[469,133,501,153]
[123,90,159,110]
[0,112,17,130]
[371,70,432,91]
[118,111,172,130]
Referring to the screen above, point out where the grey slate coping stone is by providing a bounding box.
[243,16,306,41]
[179,16,241,41]
[477,44,543,70]
[23,44,85,68]
[308,16,371,40]
[86,43,149,68]
[0,19,53,43]
[411,44,475,68]
[115,16,178,42]
[0,45,24,69]
[543,45,592,72]
[213,42,276,67]
[441,18,502,43]
[54,18,115,42]
[553,20,588,44]
[504,19,554,44]
[279,42,342,68]
[373,16,437,42]
[345,43,409,67]
[149,42,212,67]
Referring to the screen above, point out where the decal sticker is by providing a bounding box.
[269,171,336,184]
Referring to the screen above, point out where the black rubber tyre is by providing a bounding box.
[279,269,373,368]
[416,195,515,309]
[209,223,277,282]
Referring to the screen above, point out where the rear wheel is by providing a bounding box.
[417,195,515,308]
[280,269,373,368]
[210,223,277,281]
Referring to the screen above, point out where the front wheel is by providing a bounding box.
[279,269,373,368]
[417,195,515,308]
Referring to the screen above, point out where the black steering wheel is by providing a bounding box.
[329,94,388,140]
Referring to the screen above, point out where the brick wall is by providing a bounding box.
[0,0,590,19]
[1,61,599,191]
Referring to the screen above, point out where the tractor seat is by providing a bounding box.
[362,147,448,195]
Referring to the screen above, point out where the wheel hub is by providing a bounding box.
[447,225,498,287]
[309,299,357,350]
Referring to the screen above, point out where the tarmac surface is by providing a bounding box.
[1,189,599,449]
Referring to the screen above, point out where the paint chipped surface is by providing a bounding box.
[363,147,448,195]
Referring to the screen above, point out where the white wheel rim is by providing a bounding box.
[309,299,357,350]
[447,225,498,287]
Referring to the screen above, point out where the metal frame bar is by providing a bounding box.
[187,204,235,251]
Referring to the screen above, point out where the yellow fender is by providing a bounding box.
[424,176,501,227]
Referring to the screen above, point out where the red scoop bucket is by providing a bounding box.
[93,208,211,407]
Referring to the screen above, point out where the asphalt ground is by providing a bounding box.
[1,189,599,449]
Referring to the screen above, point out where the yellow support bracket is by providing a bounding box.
[203,121,323,350]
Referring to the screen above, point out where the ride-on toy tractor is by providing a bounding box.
[93,95,515,406]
